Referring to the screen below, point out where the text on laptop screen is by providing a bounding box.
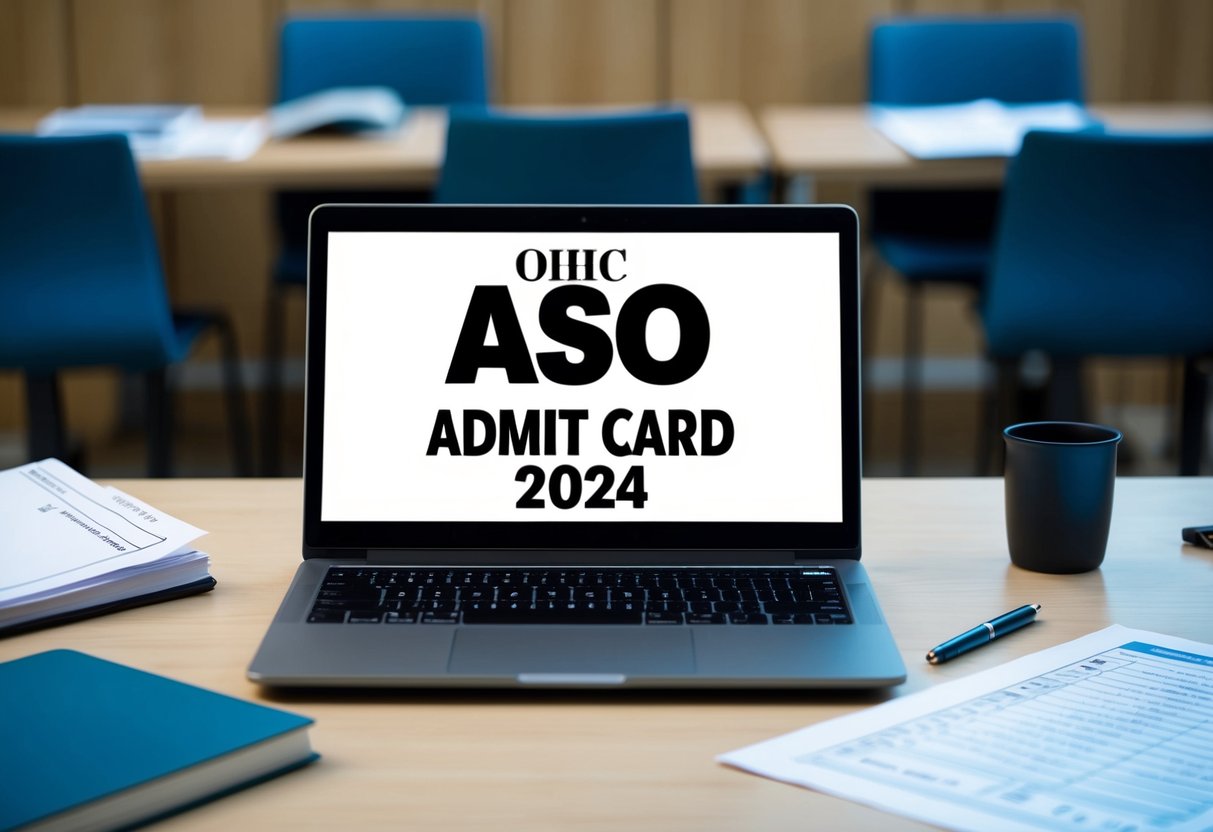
[320,231,842,523]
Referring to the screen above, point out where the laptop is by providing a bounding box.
[247,204,906,688]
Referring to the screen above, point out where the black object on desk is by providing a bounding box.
[1182,525,1213,548]
[926,604,1042,664]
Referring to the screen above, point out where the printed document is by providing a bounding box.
[721,626,1213,832]
[870,99,1093,159]
[0,459,204,606]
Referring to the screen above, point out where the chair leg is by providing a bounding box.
[981,357,1020,476]
[24,372,67,462]
[211,314,254,477]
[901,282,923,476]
[859,249,882,468]
[1179,356,1208,476]
[1045,357,1086,422]
[145,368,173,478]
[261,284,286,476]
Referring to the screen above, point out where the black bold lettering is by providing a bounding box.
[634,410,666,456]
[445,286,538,383]
[550,249,595,281]
[616,284,710,385]
[515,249,546,281]
[668,409,697,456]
[601,249,627,281]
[702,410,734,456]
[558,409,589,455]
[463,410,496,455]
[425,409,460,455]
[500,409,540,455]
[602,408,632,456]
[536,285,614,385]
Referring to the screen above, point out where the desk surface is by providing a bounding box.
[0,102,769,192]
[2,477,1211,831]
[761,102,1213,184]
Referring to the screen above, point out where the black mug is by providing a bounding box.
[1003,421,1122,574]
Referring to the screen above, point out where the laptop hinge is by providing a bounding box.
[368,549,801,566]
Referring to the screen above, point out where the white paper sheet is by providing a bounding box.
[720,625,1213,832]
[870,99,1093,159]
[0,459,205,605]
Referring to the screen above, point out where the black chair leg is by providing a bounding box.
[859,249,882,468]
[24,372,67,461]
[211,315,253,477]
[1045,357,1086,422]
[901,282,923,475]
[979,357,1020,476]
[1179,356,1208,476]
[145,367,173,477]
[261,284,286,476]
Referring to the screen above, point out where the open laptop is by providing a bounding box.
[248,204,906,688]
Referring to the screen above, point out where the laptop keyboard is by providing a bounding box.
[306,567,852,625]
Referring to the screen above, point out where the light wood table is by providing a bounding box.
[760,103,1213,193]
[0,102,769,200]
[2,477,1211,830]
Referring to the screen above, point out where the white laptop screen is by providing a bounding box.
[319,229,843,525]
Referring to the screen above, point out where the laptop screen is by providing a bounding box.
[304,206,859,554]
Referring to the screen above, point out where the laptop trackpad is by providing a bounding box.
[448,628,695,677]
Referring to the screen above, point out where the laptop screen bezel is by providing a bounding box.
[302,204,861,558]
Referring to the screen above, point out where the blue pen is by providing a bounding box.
[926,604,1042,664]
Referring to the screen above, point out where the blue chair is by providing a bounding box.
[436,108,699,204]
[980,130,1213,475]
[0,134,252,476]
[867,16,1084,474]
[264,16,490,474]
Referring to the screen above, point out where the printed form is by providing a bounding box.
[0,458,204,606]
[721,626,1213,832]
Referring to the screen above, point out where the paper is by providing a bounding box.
[870,99,1094,159]
[720,626,1213,832]
[0,459,205,606]
[37,104,265,161]
[268,86,406,139]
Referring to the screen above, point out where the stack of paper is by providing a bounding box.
[870,99,1094,159]
[0,459,214,635]
[267,86,407,139]
[37,104,265,161]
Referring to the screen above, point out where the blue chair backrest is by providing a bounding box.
[436,109,699,204]
[0,134,180,372]
[278,16,488,105]
[982,129,1213,358]
[870,17,1084,105]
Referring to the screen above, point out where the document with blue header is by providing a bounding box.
[721,625,1213,832]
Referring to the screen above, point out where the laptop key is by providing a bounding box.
[728,612,769,625]
[644,611,684,625]
[347,611,383,623]
[307,609,347,623]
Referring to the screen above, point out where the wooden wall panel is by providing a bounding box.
[669,0,896,105]
[500,0,663,104]
[71,0,272,104]
[0,0,71,106]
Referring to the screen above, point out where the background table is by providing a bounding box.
[760,103,1213,193]
[0,102,769,198]
[2,477,1211,830]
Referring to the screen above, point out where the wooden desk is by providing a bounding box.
[760,103,1213,189]
[0,102,769,198]
[2,477,1211,830]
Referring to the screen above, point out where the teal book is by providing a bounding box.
[0,650,317,831]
